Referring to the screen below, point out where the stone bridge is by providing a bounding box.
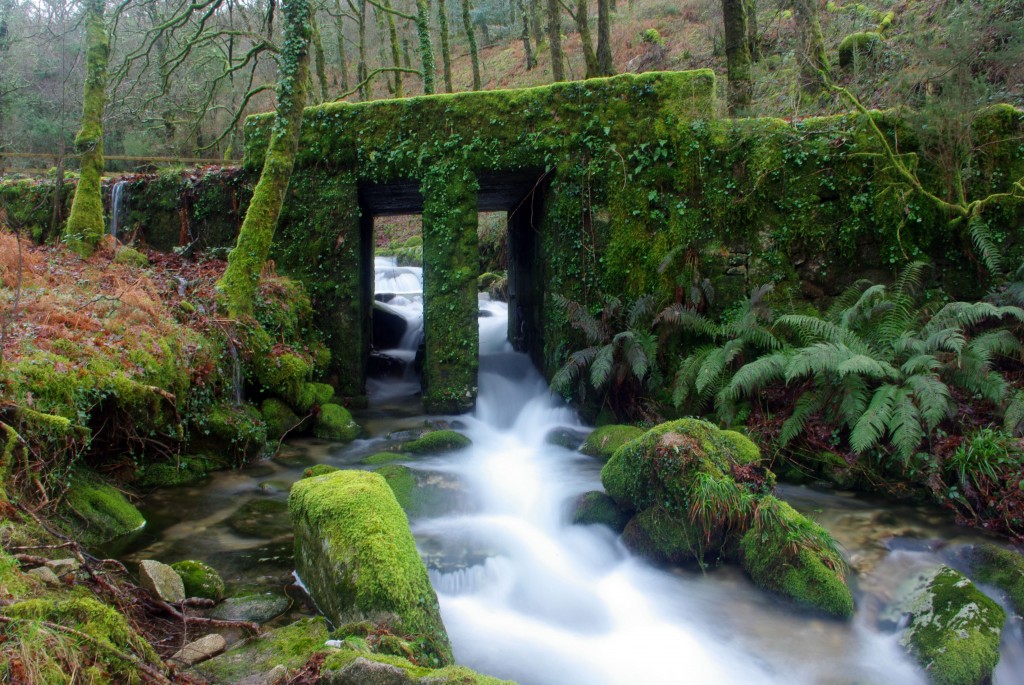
[243,71,1023,413]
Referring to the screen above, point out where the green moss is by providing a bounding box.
[302,464,339,478]
[361,452,406,465]
[837,32,882,69]
[294,381,336,413]
[320,650,516,684]
[113,246,149,268]
[621,505,710,566]
[739,497,853,618]
[198,401,268,463]
[580,425,645,462]
[314,403,360,441]
[61,469,145,547]
[900,566,1004,685]
[262,398,304,442]
[288,470,453,665]
[400,430,471,454]
[0,548,28,598]
[136,454,224,488]
[970,543,1024,616]
[171,560,225,601]
[571,490,629,532]
[374,465,416,513]
[197,617,330,683]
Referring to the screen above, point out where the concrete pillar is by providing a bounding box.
[420,164,480,413]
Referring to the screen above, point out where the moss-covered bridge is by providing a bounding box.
[240,70,1022,413]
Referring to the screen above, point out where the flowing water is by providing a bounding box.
[109,180,128,239]
[117,258,1024,684]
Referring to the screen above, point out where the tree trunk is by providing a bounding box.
[793,0,828,92]
[357,0,368,99]
[546,0,564,80]
[415,0,435,94]
[461,0,481,89]
[722,0,752,115]
[64,0,108,256]
[574,0,599,78]
[218,0,314,319]
[530,0,543,51]
[596,0,613,76]
[518,0,534,69]
[312,14,329,102]
[745,0,758,61]
[384,0,404,96]
[438,0,453,92]
[333,0,350,91]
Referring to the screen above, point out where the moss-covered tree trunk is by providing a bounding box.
[64,0,108,256]
[415,0,436,94]
[437,0,453,91]
[218,0,313,319]
[574,0,599,79]
[723,0,752,115]
[384,0,404,97]
[530,0,543,50]
[597,0,613,76]
[547,0,564,81]
[421,164,479,414]
[333,0,350,91]
[793,0,829,92]
[461,0,481,90]
[357,0,369,100]
[745,0,759,61]
[312,14,329,102]
[518,0,535,69]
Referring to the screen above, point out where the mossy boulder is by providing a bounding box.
[897,566,1004,685]
[196,617,330,683]
[199,401,268,463]
[289,470,453,666]
[303,464,339,478]
[208,592,291,623]
[400,430,472,455]
[601,418,766,518]
[320,652,516,685]
[295,381,336,413]
[314,403,360,441]
[61,470,146,546]
[136,454,225,488]
[838,31,883,69]
[113,246,149,268]
[374,465,417,514]
[262,398,304,441]
[968,543,1024,616]
[171,560,225,601]
[361,452,406,465]
[738,497,854,618]
[621,505,709,566]
[580,424,644,461]
[571,491,629,533]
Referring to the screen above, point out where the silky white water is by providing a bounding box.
[368,262,925,685]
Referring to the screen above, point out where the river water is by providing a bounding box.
[119,259,1024,684]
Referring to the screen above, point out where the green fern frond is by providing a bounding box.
[673,347,715,407]
[905,373,952,430]
[826,279,874,321]
[969,330,1022,360]
[779,393,825,446]
[850,384,898,454]
[835,354,900,381]
[656,305,718,338]
[695,346,729,400]
[888,387,924,462]
[556,294,604,343]
[785,343,851,382]
[922,327,966,355]
[737,325,784,351]
[589,344,616,390]
[892,261,928,299]
[726,352,790,399]
[900,353,941,375]
[1004,390,1024,436]
[968,213,1003,276]
[837,374,871,428]
[550,346,599,394]
[775,315,867,352]
[617,332,651,382]
[627,294,657,329]
[839,284,887,328]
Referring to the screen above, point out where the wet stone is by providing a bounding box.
[139,559,186,603]
[27,566,61,586]
[208,592,290,623]
[171,634,227,665]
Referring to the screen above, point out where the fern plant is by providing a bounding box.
[726,263,1024,463]
[664,283,784,423]
[550,293,661,421]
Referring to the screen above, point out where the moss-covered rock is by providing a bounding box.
[289,470,453,666]
[580,424,645,461]
[61,470,145,546]
[195,617,330,683]
[314,403,360,441]
[171,560,225,601]
[295,381,336,413]
[136,454,225,488]
[838,31,882,69]
[361,452,407,465]
[208,592,290,623]
[621,505,709,566]
[968,543,1024,616]
[113,246,150,268]
[738,497,854,618]
[262,398,304,442]
[571,491,630,533]
[600,418,765,518]
[374,465,417,514]
[198,401,268,463]
[320,652,516,684]
[897,565,1004,685]
[303,463,340,478]
[400,430,471,455]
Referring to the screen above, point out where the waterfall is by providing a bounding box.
[108,180,129,240]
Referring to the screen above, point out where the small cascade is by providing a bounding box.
[370,256,425,402]
[108,180,129,240]
[226,340,243,406]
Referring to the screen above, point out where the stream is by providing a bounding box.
[117,258,1024,684]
